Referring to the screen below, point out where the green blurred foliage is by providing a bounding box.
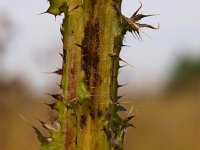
[166,55,200,94]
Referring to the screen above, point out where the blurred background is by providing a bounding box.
[1,0,200,149]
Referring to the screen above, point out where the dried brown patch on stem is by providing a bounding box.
[65,125,74,150]
[81,20,101,91]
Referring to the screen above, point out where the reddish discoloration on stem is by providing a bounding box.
[65,53,80,149]
[67,54,79,101]
[65,125,73,150]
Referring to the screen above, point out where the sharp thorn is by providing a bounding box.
[118,83,128,88]
[131,0,143,18]
[117,95,123,100]
[116,104,127,111]
[119,65,127,68]
[19,114,54,143]
[19,114,32,127]
[37,10,48,16]
[53,68,63,75]
[127,105,134,117]
[59,53,63,58]
[45,93,63,101]
[122,44,130,47]
[119,57,134,68]
[41,68,62,75]
[44,102,57,110]
[56,82,62,89]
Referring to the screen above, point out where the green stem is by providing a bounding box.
[37,0,158,149]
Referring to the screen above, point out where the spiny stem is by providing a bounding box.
[34,0,158,149]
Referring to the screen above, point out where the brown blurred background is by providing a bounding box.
[1,0,200,150]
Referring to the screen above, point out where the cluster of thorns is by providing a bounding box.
[115,0,159,41]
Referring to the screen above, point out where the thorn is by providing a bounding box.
[118,83,128,88]
[113,0,121,15]
[122,44,130,47]
[56,82,62,89]
[137,22,160,30]
[123,38,127,43]
[53,68,63,75]
[36,119,61,132]
[117,93,127,101]
[131,31,138,41]
[142,14,160,17]
[54,121,62,131]
[117,95,123,100]
[19,114,53,142]
[131,14,159,22]
[133,29,143,41]
[36,118,46,127]
[44,102,57,110]
[117,101,134,104]
[60,27,64,34]
[109,52,134,68]
[119,65,127,68]
[111,74,118,80]
[138,27,152,40]
[19,114,32,126]
[54,15,57,22]
[127,105,134,117]
[41,68,63,75]
[37,10,48,16]
[59,53,63,58]
[119,57,134,68]
[45,93,63,101]
[116,103,127,111]
[131,0,143,18]
[103,126,112,139]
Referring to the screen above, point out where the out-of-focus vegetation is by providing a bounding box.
[0,12,13,54]
[124,94,200,150]
[1,80,200,150]
[166,55,200,95]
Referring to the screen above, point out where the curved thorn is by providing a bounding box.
[131,0,143,18]
[136,27,152,40]
[137,23,160,30]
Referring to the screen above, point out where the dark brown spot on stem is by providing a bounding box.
[81,20,101,91]
[80,115,87,129]
[90,111,95,120]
